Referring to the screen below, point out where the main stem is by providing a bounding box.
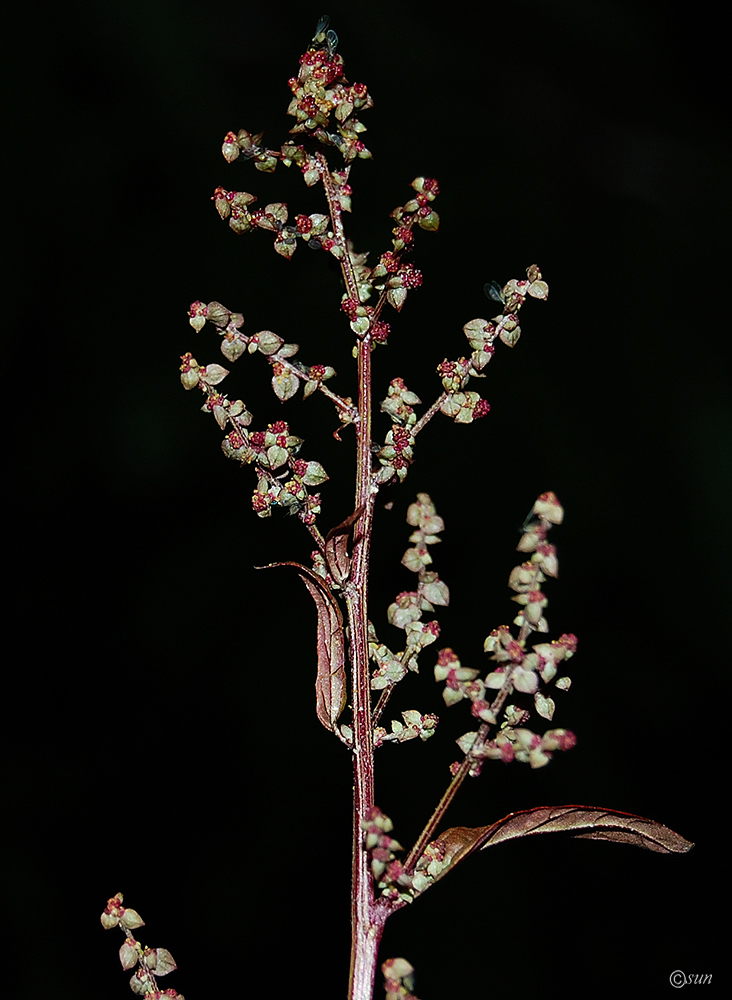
[320,151,389,998]
[345,332,386,1000]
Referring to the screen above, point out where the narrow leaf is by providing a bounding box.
[256,561,347,732]
[476,806,693,854]
[414,805,692,894]
[299,573,347,731]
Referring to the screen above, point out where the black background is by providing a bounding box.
[7,1,727,997]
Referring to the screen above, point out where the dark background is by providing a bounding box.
[7,1,727,996]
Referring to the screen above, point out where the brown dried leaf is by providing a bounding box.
[256,561,347,732]
[324,507,362,585]
[299,573,347,731]
[419,805,692,891]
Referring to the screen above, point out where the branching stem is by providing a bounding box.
[402,663,520,875]
[318,152,360,303]
[411,391,448,437]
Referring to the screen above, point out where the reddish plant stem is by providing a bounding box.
[371,685,391,728]
[318,145,466,998]
[371,648,418,727]
[304,520,325,551]
[402,749,475,875]
[269,351,359,421]
[344,327,382,1000]
[402,663,521,875]
[318,152,360,303]
[321,144,385,996]
[411,391,447,438]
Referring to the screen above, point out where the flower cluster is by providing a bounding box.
[217,36,441,326]
[457,724,577,770]
[373,379,423,485]
[431,492,578,773]
[436,358,491,424]
[382,958,420,1000]
[212,186,339,260]
[182,302,336,524]
[186,299,344,405]
[368,629,409,690]
[379,378,421,428]
[363,807,403,886]
[221,127,277,172]
[430,265,549,426]
[250,432,328,523]
[365,810,442,905]
[331,177,440,333]
[364,496,454,748]
[370,255,424,314]
[286,15,374,162]
[212,18,375,263]
[374,709,439,747]
[374,424,415,483]
[101,894,184,1000]
[390,177,440,236]
[465,265,548,357]
[369,494,448,698]
[360,177,439,314]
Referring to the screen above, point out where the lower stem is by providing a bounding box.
[346,518,382,998]
[348,785,388,1000]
